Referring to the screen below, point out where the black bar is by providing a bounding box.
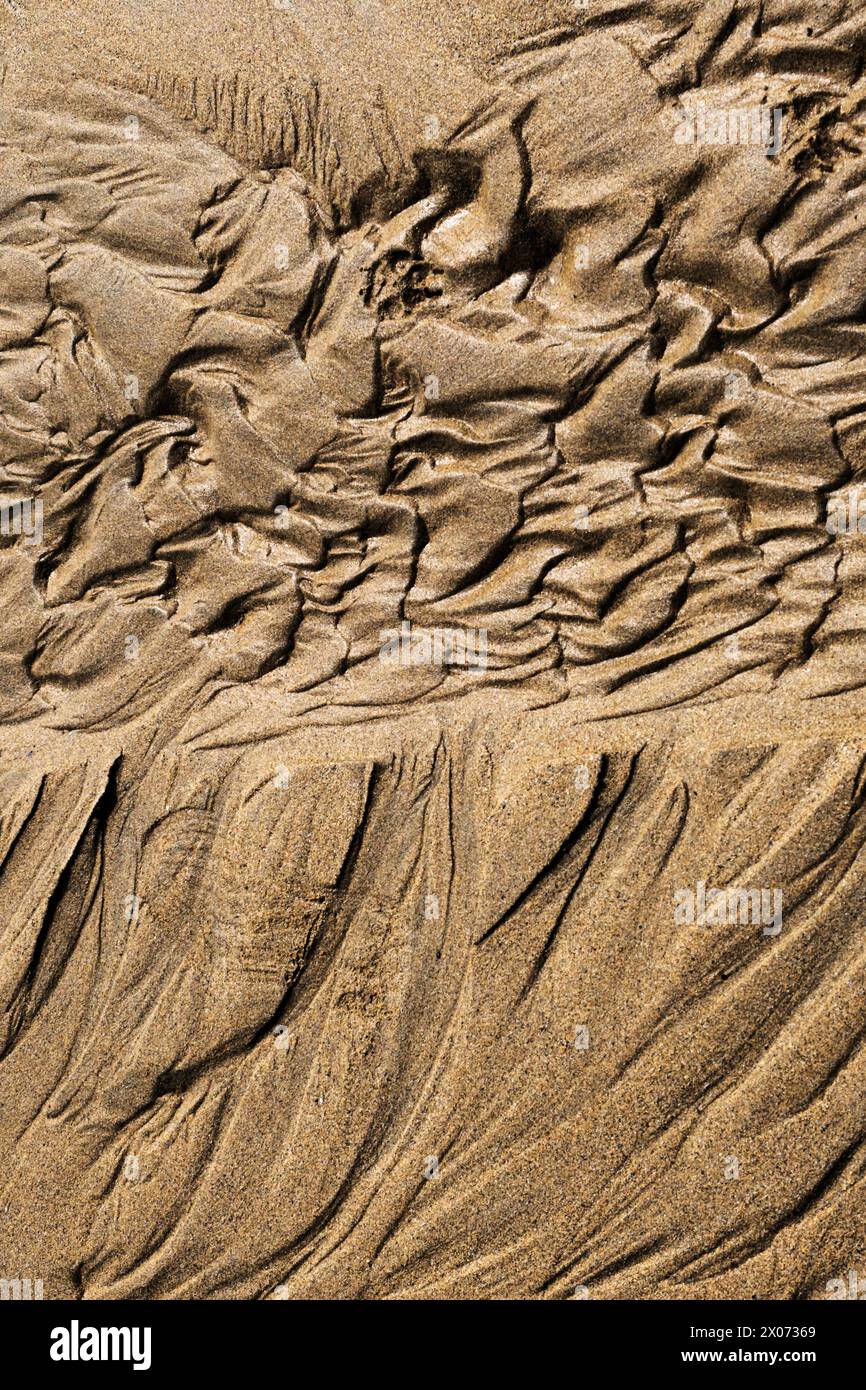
[1,1297,860,1377]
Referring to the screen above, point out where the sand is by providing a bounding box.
[0,0,865,1299]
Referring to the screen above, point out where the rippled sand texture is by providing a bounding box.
[1,0,866,1298]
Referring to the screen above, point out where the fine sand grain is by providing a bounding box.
[0,0,865,1300]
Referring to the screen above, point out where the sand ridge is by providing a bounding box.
[0,0,865,1300]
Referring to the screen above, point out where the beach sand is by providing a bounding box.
[0,0,864,1299]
